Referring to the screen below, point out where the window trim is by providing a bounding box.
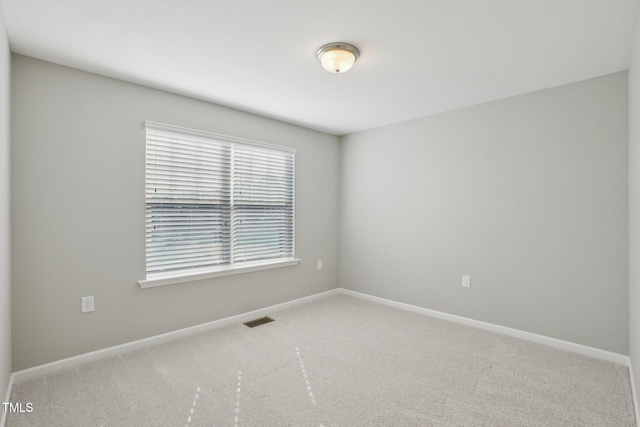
[138,257,300,288]
[140,121,298,288]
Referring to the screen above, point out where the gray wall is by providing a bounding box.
[0,3,11,397]
[11,54,339,370]
[339,73,629,354]
[629,6,640,403]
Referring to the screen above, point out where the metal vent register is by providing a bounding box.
[243,317,275,328]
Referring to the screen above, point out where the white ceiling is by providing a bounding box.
[1,0,638,135]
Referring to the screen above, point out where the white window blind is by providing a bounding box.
[145,121,295,278]
[233,144,295,263]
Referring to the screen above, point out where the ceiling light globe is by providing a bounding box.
[320,49,355,74]
[316,43,360,74]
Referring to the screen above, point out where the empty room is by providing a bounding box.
[2,0,640,426]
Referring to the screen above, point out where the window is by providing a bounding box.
[140,121,297,287]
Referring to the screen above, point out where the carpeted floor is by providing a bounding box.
[6,294,636,426]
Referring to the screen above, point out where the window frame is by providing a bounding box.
[139,121,299,288]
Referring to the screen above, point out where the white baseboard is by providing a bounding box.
[337,288,630,366]
[629,360,640,425]
[12,289,340,384]
[1,373,14,427]
[9,286,633,392]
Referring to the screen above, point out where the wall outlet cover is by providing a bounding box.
[462,276,471,288]
[82,296,94,313]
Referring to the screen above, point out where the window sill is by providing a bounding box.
[138,258,301,288]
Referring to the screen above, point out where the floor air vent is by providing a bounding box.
[243,316,275,328]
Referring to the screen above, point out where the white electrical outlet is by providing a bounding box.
[317,260,323,270]
[462,276,471,288]
[82,296,94,313]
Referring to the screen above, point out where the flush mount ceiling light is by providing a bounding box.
[316,43,360,74]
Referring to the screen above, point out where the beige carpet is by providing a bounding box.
[6,294,636,426]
